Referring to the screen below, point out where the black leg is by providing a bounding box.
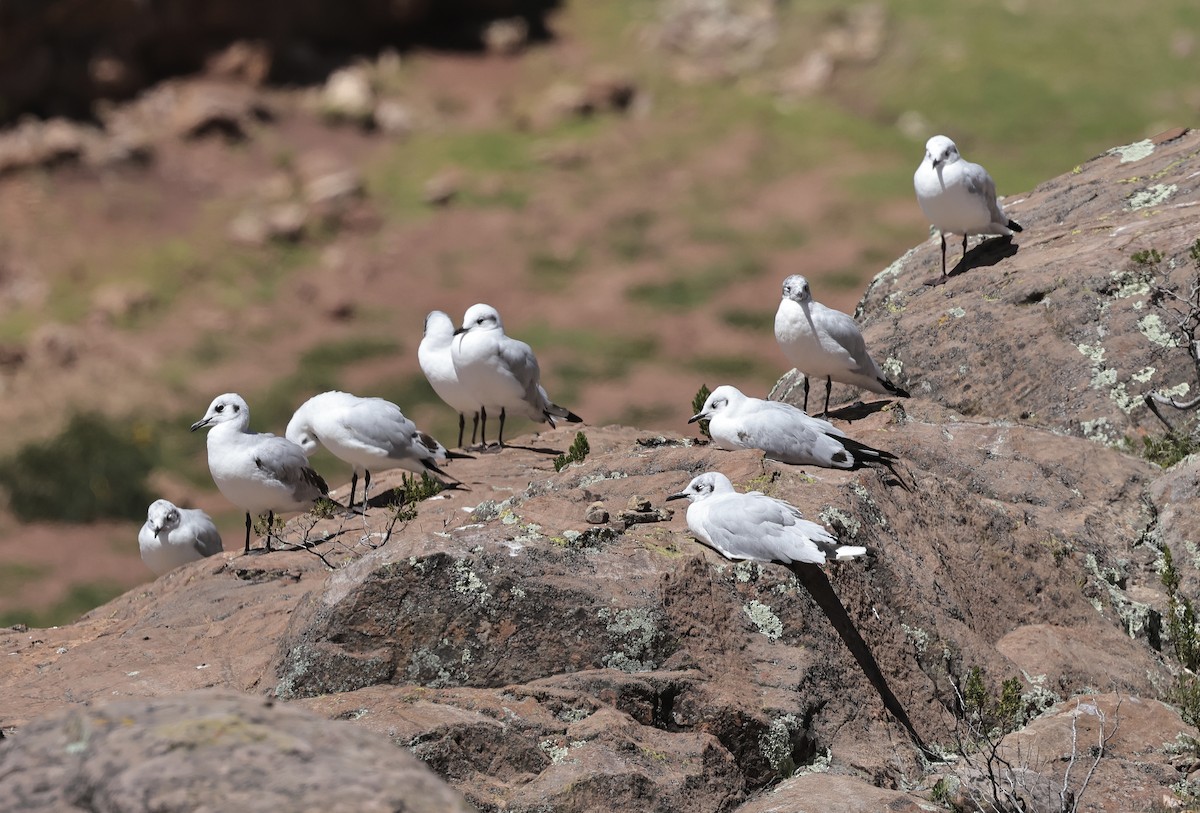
[802,375,810,413]
[961,234,968,268]
[479,406,488,448]
[822,376,832,418]
[243,512,252,555]
[265,511,275,552]
[362,469,372,514]
[471,412,479,446]
[457,413,465,449]
[498,407,507,448]
[348,471,359,515]
[940,233,947,276]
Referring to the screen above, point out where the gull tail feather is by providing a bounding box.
[1007,218,1024,233]
[545,403,583,424]
[878,377,910,398]
[834,545,867,560]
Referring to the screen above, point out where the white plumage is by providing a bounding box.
[914,134,1023,276]
[191,393,328,553]
[419,310,480,449]
[691,384,898,471]
[138,499,224,575]
[668,472,865,565]
[774,274,908,416]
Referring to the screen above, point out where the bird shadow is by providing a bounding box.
[824,400,894,422]
[924,235,1019,286]
[500,442,565,456]
[790,562,938,760]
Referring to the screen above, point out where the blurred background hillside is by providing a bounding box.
[0,0,1197,625]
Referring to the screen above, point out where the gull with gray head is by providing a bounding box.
[191,393,329,554]
[419,310,481,449]
[914,134,1023,277]
[690,384,899,472]
[667,472,865,566]
[451,303,582,448]
[286,390,468,514]
[774,274,909,416]
[138,499,224,576]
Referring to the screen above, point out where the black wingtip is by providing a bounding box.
[880,378,910,398]
[564,411,583,423]
[445,450,475,460]
[1008,219,1024,233]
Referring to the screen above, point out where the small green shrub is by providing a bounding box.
[1126,432,1200,468]
[0,413,157,522]
[554,432,591,472]
[691,384,712,439]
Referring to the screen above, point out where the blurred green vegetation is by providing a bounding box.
[0,581,128,627]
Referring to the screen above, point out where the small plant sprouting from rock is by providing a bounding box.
[1143,239,1200,447]
[554,431,591,472]
[1162,545,1200,729]
[310,496,341,520]
[692,383,711,439]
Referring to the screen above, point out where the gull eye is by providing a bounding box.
[215,404,224,413]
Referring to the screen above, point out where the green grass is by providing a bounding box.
[519,325,658,403]
[627,251,766,310]
[721,308,776,332]
[0,562,50,595]
[528,248,588,290]
[606,209,659,261]
[0,581,128,628]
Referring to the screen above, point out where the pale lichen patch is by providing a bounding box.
[882,357,904,378]
[1128,183,1177,210]
[1138,313,1177,348]
[1108,139,1155,164]
[743,600,783,640]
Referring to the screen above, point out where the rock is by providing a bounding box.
[204,40,273,85]
[482,17,530,55]
[423,169,463,207]
[733,773,929,812]
[0,690,474,813]
[228,209,269,246]
[586,501,610,524]
[264,202,308,242]
[168,80,271,140]
[28,323,79,368]
[321,66,375,125]
[655,0,779,81]
[374,98,416,137]
[91,284,157,324]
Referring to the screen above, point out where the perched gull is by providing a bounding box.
[138,499,224,576]
[774,274,909,416]
[419,310,480,449]
[191,393,329,554]
[667,472,865,565]
[286,390,466,514]
[690,384,898,472]
[451,303,582,448]
[914,134,1024,276]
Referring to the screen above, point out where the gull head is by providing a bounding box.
[146,499,181,538]
[780,274,812,305]
[925,135,960,169]
[423,310,455,341]
[689,384,745,423]
[284,413,320,457]
[191,393,250,432]
[455,303,503,336]
[667,471,736,503]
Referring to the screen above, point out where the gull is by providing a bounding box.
[138,499,224,576]
[191,393,329,554]
[690,384,898,472]
[667,472,865,565]
[774,274,909,416]
[419,310,480,449]
[286,390,467,514]
[914,134,1024,277]
[451,303,582,448]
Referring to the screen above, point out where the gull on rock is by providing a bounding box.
[774,274,909,416]
[691,384,898,472]
[668,472,865,566]
[914,134,1024,277]
[419,310,482,449]
[286,390,466,514]
[138,499,224,575]
[191,393,329,554]
[451,303,581,448]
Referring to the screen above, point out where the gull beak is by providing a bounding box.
[687,412,706,424]
[151,524,163,537]
[453,326,468,335]
[666,491,688,502]
[190,417,211,432]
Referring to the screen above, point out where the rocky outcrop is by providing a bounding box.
[3,133,1200,811]
[0,690,473,813]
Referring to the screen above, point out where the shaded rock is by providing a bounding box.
[264,202,308,242]
[320,66,376,125]
[586,501,610,524]
[167,80,272,140]
[852,128,1200,445]
[204,40,273,85]
[0,690,474,813]
[732,773,929,813]
[482,17,530,55]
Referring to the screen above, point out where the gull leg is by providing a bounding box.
[498,407,508,448]
[471,412,479,447]
[457,413,466,449]
[961,234,968,268]
[265,511,275,552]
[822,376,832,418]
[802,375,811,413]
[940,233,947,276]
[479,406,488,449]
[362,469,372,515]
[243,512,252,555]
[348,471,359,515]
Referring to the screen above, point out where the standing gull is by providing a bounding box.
[419,310,480,449]
[286,390,466,514]
[451,303,582,448]
[774,274,909,416]
[191,393,329,554]
[914,134,1023,277]
[138,499,224,576]
[690,384,898,472]
[667,472,865,565]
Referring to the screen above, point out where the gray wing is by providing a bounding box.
[187,510,224,556]
[962,160,1006,224]
[735,402,856,468]
[702,493,822,564]
[496,336,547,417]
[343,399,417,461]
[813,303,880,377]
[254,433,329,501]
